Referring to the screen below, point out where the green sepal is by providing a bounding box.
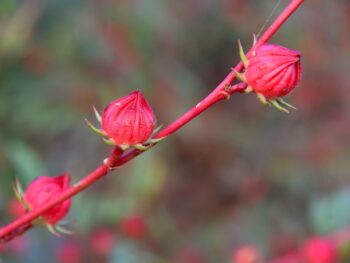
[102,138,117,146]
[119,144,130,151]
[232,68,246,83]
[152,125,163,137]
[148,137,164,144]
[277,98,296,110]
[253,33,258,46]
[13,178,24,202]
[142,125,166,147]
[256,93,268,104]
[134,144,150,151]
[55,224,73,235]
[46,224,61,237]
[245,86,253,93]
[46,223,72,237]
[92,105,102,123]
[13,178,31,211]
[238,40,249,68]
[85,119,106,136]
[270,100,290,113]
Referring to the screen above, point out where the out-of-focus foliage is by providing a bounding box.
[0,0,350,262]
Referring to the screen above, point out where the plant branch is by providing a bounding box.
[0,0,304,242]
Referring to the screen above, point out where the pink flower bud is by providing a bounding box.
[24,173,71,225]
[101,91,156,148]
[302,237,338,263]
[244,44,301,100]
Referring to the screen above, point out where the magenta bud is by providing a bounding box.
[24,174,71,225]
[101,91,156,148]
[244,43,301,100]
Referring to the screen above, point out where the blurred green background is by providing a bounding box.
[0,0,350,262]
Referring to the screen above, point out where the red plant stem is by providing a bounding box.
[0,0,304,242]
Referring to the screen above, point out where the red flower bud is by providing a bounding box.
[244,43,301,100]
[302,237,338,263]
[101,91,156,149]
[234,42,301,112]
[23,173,71,225]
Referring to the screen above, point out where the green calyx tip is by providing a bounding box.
[152,125,163,137]
[134,144,150,151]
[46,224,72,237]
[232,69,246,83]
[269,98,297,113]
[92,105,102,123]
[103,138,117,146]
[256,93,268,104]
[85,119,106,136]
[13,179,31,211]
[277,98,297,110]
[253,34,257,46]
[238,40,249,68]
[270,100,290,113]
[245,86,253,93]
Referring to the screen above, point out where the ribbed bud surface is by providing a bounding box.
[102,91,155,147]
[245,44,301,99]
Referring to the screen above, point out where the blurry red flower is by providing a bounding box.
[270,252,301,263]
[176,247,205,263]
[57,240,82,263]
[302,237,338,263]
[22,46,51,75]
[24,173,71,225]
[101,90,156,148]
[233,245,262,263]
[244,44,301,100]
[90,228,116,256]
[0,236,28,254]
[119,215,148,239]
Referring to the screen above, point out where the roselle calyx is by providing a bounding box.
[235,42,301,112]
[86,90,157,150]
[15,173,72,235]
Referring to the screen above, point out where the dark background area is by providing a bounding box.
[0,0,349,262]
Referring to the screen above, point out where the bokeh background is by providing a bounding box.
[0,0,350,262]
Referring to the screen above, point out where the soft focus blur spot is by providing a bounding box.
[0,235,28,254]
[119,215,148,240]
[270,252,301,263]
[21,45,51,75]
[175,247,206,263]
[90,228,117,256]
[57,240,83,263]
[232,245,262,263]
[302,237,338,263]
